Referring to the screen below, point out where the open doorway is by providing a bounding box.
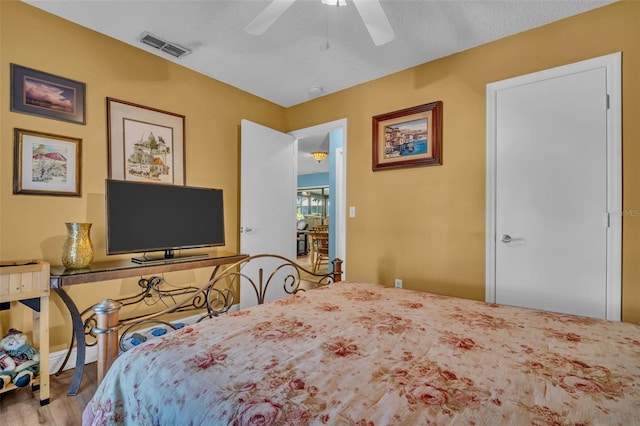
[290,119,347,278]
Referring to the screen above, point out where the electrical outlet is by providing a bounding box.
[394,278,402,289]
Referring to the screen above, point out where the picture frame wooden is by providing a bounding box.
[372,101,442,171]
[107,98,185,185]
[14,128,82,197]
[10,64,86,125]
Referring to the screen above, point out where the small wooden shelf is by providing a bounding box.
[0,260,50,406]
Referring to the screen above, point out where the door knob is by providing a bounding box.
[240,226,253,233]
[500,234,512,243]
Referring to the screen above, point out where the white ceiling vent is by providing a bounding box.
[139,32,191,58]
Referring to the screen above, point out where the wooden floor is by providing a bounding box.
[297,253,328,274]
[0,365,98,426]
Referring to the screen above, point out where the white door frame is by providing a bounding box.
[335,146,346,270]
[485,53,622,320]
[290,118,347,278]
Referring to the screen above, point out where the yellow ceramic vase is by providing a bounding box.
[61,222,94,269]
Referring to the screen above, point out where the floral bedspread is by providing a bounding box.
[83,282,640,425]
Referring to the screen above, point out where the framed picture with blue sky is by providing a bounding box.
[372,101,442,171]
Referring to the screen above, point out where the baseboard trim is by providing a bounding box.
[48,345,97,375]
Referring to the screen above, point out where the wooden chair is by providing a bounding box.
[311,226,329,272]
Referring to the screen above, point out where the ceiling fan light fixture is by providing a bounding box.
[322,0,347,6]
[246,0,394,48]
[311,151,328,162]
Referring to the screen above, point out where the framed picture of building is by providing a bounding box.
[107,98,185,185]
[372,101,442,171]
[14,128,82,196]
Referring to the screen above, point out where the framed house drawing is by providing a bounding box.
[107,98,185,185]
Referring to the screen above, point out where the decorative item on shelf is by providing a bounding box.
[61,222,94,269]
[0,328,40,389]
[311,151,328,162]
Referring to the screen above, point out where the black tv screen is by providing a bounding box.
[105,179,225,263]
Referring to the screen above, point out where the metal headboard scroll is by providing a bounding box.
[233,254,339,305]
[91,254,342,354]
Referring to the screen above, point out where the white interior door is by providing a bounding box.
[240,119,296,308]
[486,53,621,320]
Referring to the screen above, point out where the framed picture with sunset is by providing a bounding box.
[10,64,86,124]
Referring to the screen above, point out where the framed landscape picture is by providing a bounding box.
[107,98,185,185]
[10,64,86,124]
[14,128,82,196]
[372,101,442,171]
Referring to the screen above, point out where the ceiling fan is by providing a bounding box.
[245,0,395,46]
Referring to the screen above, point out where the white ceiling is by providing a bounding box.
[23,0,614,108]
[21,0,615,175]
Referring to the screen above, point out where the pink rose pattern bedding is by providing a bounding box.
[83,282,640,425]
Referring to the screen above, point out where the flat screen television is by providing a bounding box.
[105,179,225,264]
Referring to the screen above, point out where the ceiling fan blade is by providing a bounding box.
[351,0,395,46]
[245,0,297,35]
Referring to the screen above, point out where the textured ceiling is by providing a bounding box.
[23,0,615,109]
[21,0,615,175]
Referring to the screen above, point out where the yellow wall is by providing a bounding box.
[0,0,286,349]
[1,0,639,354]
[286,0,640,322]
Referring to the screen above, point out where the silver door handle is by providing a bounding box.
[240,226,253,233]
[500,234,512,243]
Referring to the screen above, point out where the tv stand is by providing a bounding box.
[49,251,247,396]
[131,251,209,265]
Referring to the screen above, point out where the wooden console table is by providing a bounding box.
[49,252,247,396]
